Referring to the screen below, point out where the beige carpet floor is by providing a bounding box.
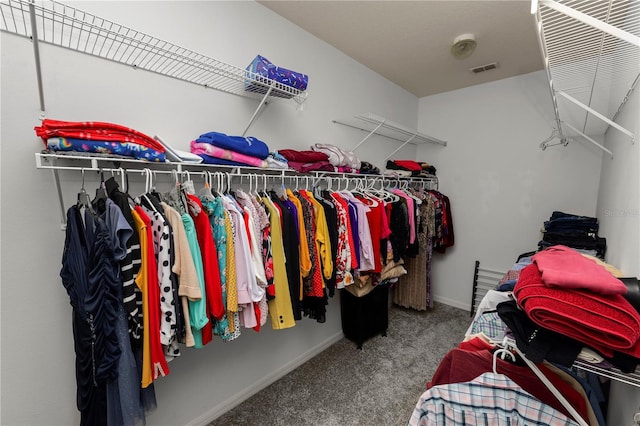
[209,302,470,426]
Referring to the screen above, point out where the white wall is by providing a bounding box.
[595,75,640,425]
[0,2,421,425]
[416,71,603,309]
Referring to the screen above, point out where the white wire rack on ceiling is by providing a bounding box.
[533,0,640,157]
[0,0,308,135]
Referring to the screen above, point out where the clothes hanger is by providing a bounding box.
[77,168,96,216]
[197,171,215,202]
[94,170,108,202]
[274,173,287,199]
[181,170,195,195]
[506,339,589,426]
[136,169,159,213]
[259,174,269,197]
[491,339,516,375]
[374,178,400,203]
[166,169,187,215]
[352,178,379,207]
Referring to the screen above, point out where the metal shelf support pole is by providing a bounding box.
[28,0,45,116]
[383,135,416,162]
[557,91,635,143]
[563,121,614,158]
[242,82,274,136]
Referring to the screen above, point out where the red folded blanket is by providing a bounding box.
[532,245,627,295]
[278,149,328,163]
[35,119,164,153]
[515,264,640,358]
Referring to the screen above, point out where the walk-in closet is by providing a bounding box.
[1,1,638,425]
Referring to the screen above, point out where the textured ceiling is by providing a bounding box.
[259,0,545,98]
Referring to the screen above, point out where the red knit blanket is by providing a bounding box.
[515,264,640,358]
[35,119,164,152]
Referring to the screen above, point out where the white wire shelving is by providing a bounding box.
[35,152,438,229]
[332,113,447,166]
[533,0,640,157]
[0,0,308,134]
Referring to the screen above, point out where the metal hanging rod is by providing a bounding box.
[36,152,438,229]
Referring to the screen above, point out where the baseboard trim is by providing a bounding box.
[187,331,344,426]
[432,295,470,312]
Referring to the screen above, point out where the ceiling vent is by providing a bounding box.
[470,62,498,74]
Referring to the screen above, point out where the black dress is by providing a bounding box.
[60,206,122,425]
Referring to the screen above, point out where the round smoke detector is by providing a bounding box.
[451,33,477,59]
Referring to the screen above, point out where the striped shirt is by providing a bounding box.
[408,372,579,426]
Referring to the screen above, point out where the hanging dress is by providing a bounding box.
[60,205,122,426]
[393,191,434,310]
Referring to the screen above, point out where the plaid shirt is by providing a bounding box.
[409,372,579,426]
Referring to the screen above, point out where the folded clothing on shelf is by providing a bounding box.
[35,118,165,153]
[514,263,640,359]
[359,161,380,175]
[539,211,606,258]
[191,141,267,168]
[245,55,308,94]
[47,137,166,162]
[279,149,328,163]
[311,143,361,169]
[385,160,437,176]
[287,160,335,173]
[195,131,270,159]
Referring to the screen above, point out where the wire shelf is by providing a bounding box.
[35,151,437,229]
[0,0,308,104]
[536,0,639,142]
[573,359,640,388]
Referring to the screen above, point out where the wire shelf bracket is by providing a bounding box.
[333,112,447,167]
[0,0,308,133]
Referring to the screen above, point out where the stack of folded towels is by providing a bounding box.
[35,119,166,162]
[191,131,288,169]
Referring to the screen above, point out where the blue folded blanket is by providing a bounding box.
[47,137,166,162]
[195,131,270,159]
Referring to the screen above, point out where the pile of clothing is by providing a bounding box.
[311,143,360,171]
[384,160,436,177]
[35,119,166,162]
[359,161,380,175]
[472,245,640,374]
[512,246,640,366]
[539,211,606,258]
[190,131,288,169]
[279,143,361,173]
[459,244,640,426]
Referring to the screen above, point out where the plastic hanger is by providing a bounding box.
[197,171,215,202]
[77,169,96,216]
[501,339,589,426]
[94,170,108,202]
[136,169,159,214]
